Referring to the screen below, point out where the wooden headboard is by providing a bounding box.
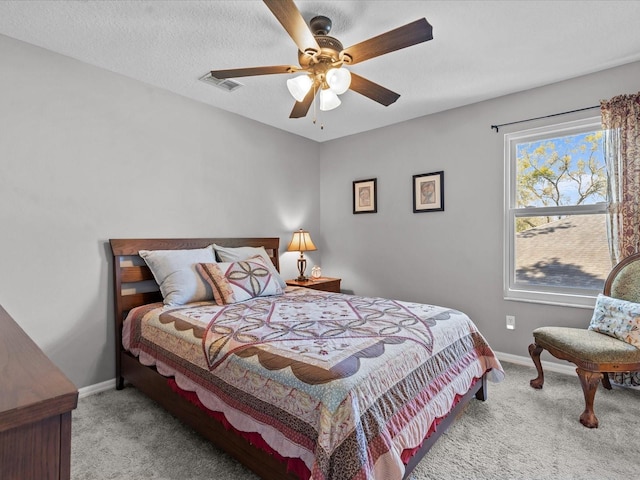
[109,237,280,382]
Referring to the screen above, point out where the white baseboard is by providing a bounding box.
[495,351,575,376]
[78,378,116,399]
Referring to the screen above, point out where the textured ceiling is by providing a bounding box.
[1,1,640,142]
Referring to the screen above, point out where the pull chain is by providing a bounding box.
[311,85,324,131]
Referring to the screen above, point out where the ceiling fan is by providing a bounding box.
[210,0,433,119]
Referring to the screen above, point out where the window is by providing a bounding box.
[504,117,610,308]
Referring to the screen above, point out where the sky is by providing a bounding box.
[516,130,606,207]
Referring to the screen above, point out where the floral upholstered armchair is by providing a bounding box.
[528,252,640,428]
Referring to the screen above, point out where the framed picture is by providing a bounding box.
[413,171,444,213]
[353,178,377,214]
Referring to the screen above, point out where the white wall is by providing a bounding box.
[319,61,640,359]
[0,34,321,388]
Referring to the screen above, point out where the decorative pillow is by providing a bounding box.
[588,294,640,348]
[213,244,286,289]
[197,256,283,305]
[139,246,217,306]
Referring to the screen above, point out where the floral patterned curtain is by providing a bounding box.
[601,92,640,264]
[601,91,640,386]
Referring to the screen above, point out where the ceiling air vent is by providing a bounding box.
[199,73,243,92]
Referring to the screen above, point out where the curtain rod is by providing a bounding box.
[490,105,600,132]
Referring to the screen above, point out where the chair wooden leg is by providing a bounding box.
[576,368,602,428]
[601,373,612,390]
[528,343,545,389]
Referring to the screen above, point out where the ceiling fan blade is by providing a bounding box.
[342,18,433,66]
[289,87,316,118]
[211,65,299,79]
[263,0,320,55]
[349,72,400,106]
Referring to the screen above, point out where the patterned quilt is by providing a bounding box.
[123,287,503,480]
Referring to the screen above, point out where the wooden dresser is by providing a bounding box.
[0,305,78,480]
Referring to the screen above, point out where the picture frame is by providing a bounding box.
[413,171,444,213]
[353,178,377,214]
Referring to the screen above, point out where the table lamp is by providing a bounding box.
[287,229,317,281]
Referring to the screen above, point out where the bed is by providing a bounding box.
[110,237,503,480]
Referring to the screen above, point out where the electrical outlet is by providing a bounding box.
[506,315,516,330]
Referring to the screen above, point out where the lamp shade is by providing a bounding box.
[287,229,317,252]
[319,88,341,111]
[326,67,351,95]
[286,75,313,102]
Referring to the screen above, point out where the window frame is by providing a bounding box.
[503,117,608,309]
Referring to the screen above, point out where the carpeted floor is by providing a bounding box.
[71,362,640,479]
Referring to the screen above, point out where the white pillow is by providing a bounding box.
[213,244,286,289]
[139,246,217,306]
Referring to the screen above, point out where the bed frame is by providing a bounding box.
[110,237,487,480]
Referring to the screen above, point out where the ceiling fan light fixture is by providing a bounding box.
[326,67,351,95]
[210,2,434,121]
[287,74,313,102]
[319,88,341,111]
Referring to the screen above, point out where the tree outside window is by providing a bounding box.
[504,118,610,307]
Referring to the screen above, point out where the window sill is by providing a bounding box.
[504,288,597,309]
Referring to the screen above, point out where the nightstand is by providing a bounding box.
[286,277,341,293]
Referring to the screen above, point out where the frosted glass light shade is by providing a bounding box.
[326,67,351,95]
[320,88,341,111]
[286,75,313,102]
